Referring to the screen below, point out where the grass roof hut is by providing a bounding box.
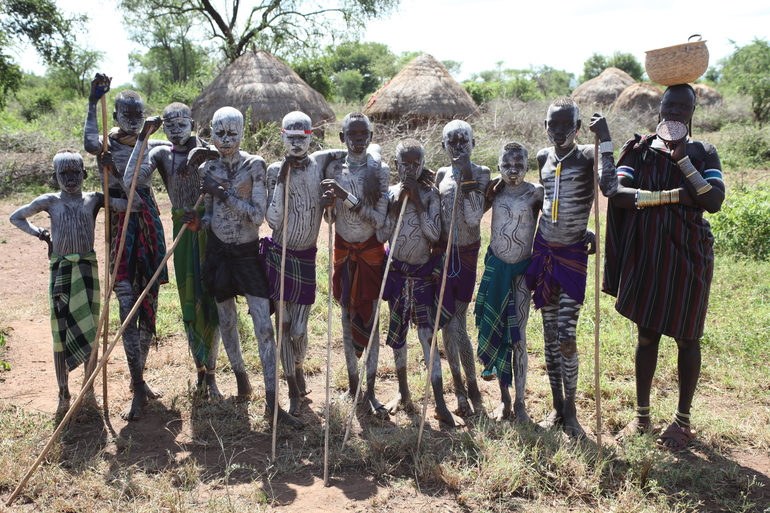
[571,67,636,109]
[362,53,477,121]
[692,83,723,107]
[613,82,664,115]
[191,49,335,136]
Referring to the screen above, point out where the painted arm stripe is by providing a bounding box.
[617,166,635,180]
[703,168,723,180]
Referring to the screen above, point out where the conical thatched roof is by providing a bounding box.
[692,83,722,107]
[362,53,477,121]
[613,82,664,114]
[572,67,636,108]
[191,49,335,134]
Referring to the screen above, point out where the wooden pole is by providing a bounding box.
[593,135,603,454]
[271,168,291,462]
[417,174,461,451]
[72,133,149,425]
[323,209,334,487]
[100,95,110,411]
[341,198,409,448]
[6,195,203,508]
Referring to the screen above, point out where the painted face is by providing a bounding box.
[282,132,312,157]
[115,98,145,134]
[211,119,243,157]
[660,87,696,125]
[342,119,372,155]
[55,160,85,194]
[499,150,528,186]
[162,116,193,146]
[397,148,424,181]
[546,106,579,149]
[443,128,474,159]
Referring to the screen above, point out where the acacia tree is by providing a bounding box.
[720,38,770,124]
[118,0,398,63]
[0,0,85,108]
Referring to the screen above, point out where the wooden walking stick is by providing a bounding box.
[6,194,203,508]
[73,133,150,425]
[593,135,603,454]
[341,197,409,448]
[271,166,291,462]
[101,94,110,410]
[417,173,461,451]
[323,208,334,487]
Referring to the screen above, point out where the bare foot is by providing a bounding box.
[266,405,305,429]
[234,371,253,400]
[433,404,465,427]
[55,396,71,424]
[470,395,485,416]
[130,381,163,400]
[296,370,311,397]
[492,401,511,422]
[385,392,412,414]
[206,373,224,401]
[454,395,473,418]
[513,402,532,425]
[121,388,148,421]
[368,398,390,420]
[288,396,301,417]
[563,416,586,438]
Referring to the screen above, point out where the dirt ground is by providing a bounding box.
[1,192,768,511]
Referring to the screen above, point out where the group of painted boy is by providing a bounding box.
[10,73,723,451]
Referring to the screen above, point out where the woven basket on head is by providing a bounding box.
[645,35,709,86]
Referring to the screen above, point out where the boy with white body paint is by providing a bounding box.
[10,150,142,421]
[378,139,460,426]
[125,103,222,399]
[264,111,344,417]
[321,112,390,418]
[434,120,490,418]
[477,142,543,422]
[184,107,301,428]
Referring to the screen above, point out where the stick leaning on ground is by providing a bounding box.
[271,167,291,463]
[6,194,203,508]
[324,208,334,487]
[100,95,110,411]
[341,197,409,448]
[417,171,461,452]
[593,135,603,454]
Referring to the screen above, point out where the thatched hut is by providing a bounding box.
[613,82,664,115]
[362,53,477,121]
[571,67,636,108]
[692,83,723,107]
[191,49,335,135]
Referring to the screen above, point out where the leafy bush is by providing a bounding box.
[709,183,770,260]
[717,124,770,170]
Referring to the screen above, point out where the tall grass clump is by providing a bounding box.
[709,183,770,260]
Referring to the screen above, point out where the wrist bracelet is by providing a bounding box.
[344,193,359,209]
[599,141,614,154]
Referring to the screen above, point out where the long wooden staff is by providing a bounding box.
[323,208,334,487]
[72,133,150,426]
[417,173,461,451]
[593,135,603,454]
[100,95,110,410]
[6,195,203,507]
[341,197,409,448]
[271,167,291,462]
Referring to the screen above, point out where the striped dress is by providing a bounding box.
[603,134,722,340]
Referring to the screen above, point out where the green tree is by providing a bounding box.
[581,51,643,81]
[529,65,574,98]
[292,55,334,100]
[46,45,103,98]
[117,0,399,63]
[0,0,85,108]
[327,41,396,96]
[720,38,770,124]
[335,69,364,103]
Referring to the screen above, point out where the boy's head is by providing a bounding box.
[211,107,244,157]
[442,120,474,159]
[545,97,581,150]
[53,149,86,194]
[395,138,424,181]
[113,90,145,135]
[281,111,313,158]
[339,112,372,156]
[162,103,194,146]
[498,141,528,187]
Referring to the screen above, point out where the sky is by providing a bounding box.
[12,0,770,86]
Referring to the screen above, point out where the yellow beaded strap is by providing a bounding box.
[551,144,578,223]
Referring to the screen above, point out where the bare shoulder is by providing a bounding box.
[267,161,281,178]
[472,163,491,179]
[148,139,171,149]
[536,148,551,168]
[435,166,451,186]
[578,143,595,160]
[524,181,544,200]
